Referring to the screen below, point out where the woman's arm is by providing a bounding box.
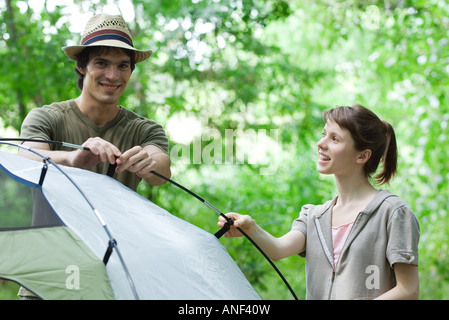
[375,263,419,300]
[218,212,306,261]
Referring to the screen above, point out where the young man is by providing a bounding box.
[19,13,171,190]
[17,14,171,299]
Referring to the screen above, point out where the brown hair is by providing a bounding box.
[323,104,397,185]
[74,46,136,90]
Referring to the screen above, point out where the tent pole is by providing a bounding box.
[149,170,299,300]
[1,139,297,300]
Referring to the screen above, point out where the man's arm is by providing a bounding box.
[19,139,78,166]
[19,137,121,168]
[19,139,171,185]
[141,144,171,185]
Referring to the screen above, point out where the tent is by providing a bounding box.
[0,147,261,300]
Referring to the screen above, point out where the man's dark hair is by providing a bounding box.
[74,46,136,90]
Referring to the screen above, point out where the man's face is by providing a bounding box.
[79,48,132,106]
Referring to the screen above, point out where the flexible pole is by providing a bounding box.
[150,170,299,300]
[1,138,298,300]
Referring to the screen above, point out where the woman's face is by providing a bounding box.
[316,119,364,177]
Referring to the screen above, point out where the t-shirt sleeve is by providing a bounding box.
[20,108,56,142]
[138,120,169,154]
[386,204,420,267]
[291,204,313,235]
[291,204,313,257]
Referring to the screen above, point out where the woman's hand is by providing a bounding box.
[218,212,306,261]
[218,212,255,237]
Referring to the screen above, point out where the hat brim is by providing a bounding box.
[62,40,153,63]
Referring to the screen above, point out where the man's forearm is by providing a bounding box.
[19,142,74,166]
[142,146,171,186]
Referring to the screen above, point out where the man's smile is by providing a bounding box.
[99,82,121,92]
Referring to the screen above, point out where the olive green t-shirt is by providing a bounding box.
[20,99,169,191]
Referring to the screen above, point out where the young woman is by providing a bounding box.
[218,105,420,300]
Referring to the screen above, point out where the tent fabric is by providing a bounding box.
[0,226,115,299]
[0,150,260,300]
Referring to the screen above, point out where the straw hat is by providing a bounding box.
[62,14,153,63]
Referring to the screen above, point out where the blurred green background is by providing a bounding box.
[0,0,448,300]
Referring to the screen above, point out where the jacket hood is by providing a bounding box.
[313,189,396,219]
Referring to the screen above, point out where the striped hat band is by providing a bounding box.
[82,29,134,47]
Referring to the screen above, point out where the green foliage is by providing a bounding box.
[1,0,448,299]
[0,280,19,300]
[0,0,76,131]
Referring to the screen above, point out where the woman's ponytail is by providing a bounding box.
[375,120,397,185]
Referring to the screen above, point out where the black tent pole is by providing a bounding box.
[149,170,299,300]
[1,138,298,300]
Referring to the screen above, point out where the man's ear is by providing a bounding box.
[356,149,372,164]
[76,66,86,75]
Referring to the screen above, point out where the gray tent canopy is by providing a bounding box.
[0,146,260,300]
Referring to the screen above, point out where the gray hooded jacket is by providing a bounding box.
[291,190,420,300]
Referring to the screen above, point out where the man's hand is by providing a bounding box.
[71,137,121,168]
[115,145,171,185]
[115,146,154,176]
